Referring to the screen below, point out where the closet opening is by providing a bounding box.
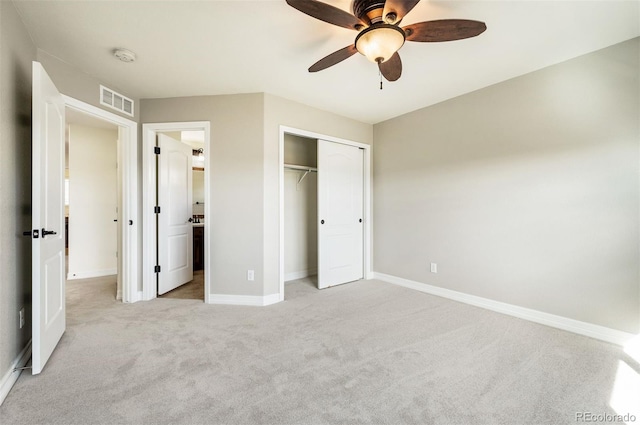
[283,135,318,293]
[280,126,372,301]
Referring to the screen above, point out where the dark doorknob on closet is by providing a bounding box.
[359,219,362,223]
[321,219,325,224]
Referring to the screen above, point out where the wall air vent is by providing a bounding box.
[100,85,134,117]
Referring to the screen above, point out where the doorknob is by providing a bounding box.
[188,218,193,222]
[42,229,57,237]
[321,219,325,224]
[359,218,362,223]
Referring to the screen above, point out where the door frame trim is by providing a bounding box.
[63,95,138,303]
[278,125,373,300]
[142,122,211,303]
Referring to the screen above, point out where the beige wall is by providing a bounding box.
[373,38,640,334]
[263,94,373,296]
[142,93,372,298]
[284,134,317,167]
[0,0,36,390]
[68,125,118,279]
[141,94,266,297]
[37,50,140,122]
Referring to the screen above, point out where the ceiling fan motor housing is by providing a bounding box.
[353,0,386,24]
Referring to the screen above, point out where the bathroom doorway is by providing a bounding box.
[142,122,211,302]
[155,130,205,300]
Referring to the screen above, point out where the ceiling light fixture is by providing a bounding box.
[355,23,405,64]
[286,0,487,85]
[192,148,204,163]
[113,48,137,63]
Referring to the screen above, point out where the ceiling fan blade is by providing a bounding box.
[309,45,358,72]
[286,0,365,30]
[383,0,421,23]
[403,19,487,42]
[379,52,402,81]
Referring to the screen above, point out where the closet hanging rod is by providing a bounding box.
[284,163,317,172]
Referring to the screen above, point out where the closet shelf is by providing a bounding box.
[284,163,317,172]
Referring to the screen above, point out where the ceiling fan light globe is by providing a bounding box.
[355,24,405,63]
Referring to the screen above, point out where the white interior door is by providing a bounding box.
[32,61,66,375]
[157,134,193,295]
[317,140,364,289]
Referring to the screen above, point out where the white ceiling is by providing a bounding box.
[14,0,640,124]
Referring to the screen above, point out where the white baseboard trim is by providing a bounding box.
[0,340,31,406]
[285,269,317,282]
[67,268,117,280]
[263,293,283,306]
[209,293,283,307]
[373,272,634,346]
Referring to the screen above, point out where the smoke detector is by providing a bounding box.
[113,48,136,63]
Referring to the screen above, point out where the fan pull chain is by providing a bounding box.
[379,70,383,90]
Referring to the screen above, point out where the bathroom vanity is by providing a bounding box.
[193,222,204,271]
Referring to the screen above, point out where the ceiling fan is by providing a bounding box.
[286,0,487,83]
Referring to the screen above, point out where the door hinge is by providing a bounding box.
[154,206,161,214]
[154,146,161,155]
[154,265,161,273]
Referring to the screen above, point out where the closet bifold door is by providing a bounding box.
[317,139,364,289]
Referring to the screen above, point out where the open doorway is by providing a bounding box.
[63,96,138,303]
[155,130,205,301]
[142,122,211,303]
[65,108,119,298]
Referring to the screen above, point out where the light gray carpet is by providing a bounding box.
[0,275,630,424]
[160,270,204,300]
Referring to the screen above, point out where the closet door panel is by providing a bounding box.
[317,140,364,289]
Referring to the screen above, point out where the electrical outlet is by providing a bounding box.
[430,263,438,273]
[247,270,255,281]
[19,308,25,329]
